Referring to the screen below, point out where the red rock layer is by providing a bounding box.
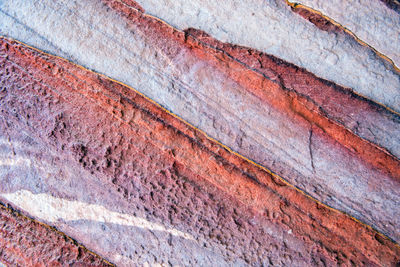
[104,0,400,181]
[289,5,344,33]
[0,203,112,266]
[99,1,400,244]
[288,1,400,28]
[1,36,399,265]
[183,29,400,180]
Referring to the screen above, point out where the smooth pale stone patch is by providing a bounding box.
[0,156,31,167]
[2,189,194,241]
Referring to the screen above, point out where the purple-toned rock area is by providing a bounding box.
[0,0,399,266]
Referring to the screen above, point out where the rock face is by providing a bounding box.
[287,0,400,69]
[0,204,111,266]
[0,0,399,266]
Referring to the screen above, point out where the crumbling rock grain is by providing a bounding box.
[1,0,399,244]
[0,37,399,266]
[0,203,112,266]
[100,0,400,242]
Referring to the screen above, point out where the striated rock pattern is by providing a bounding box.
[0,37,399,266]
[287,0,400,69]
[1,0,400,111]
[0,203,112,266]
[0,0,399,265]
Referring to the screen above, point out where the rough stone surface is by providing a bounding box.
[1,0,400,112]
[92,0,400,242]
[289,0,400,69]
[1,0,400,265]
[1,2,400,243]
[0,37,399,266]
[184,26,400,165]
[290,6,344,33]
[0,203,112,266]
[135,0,400,112]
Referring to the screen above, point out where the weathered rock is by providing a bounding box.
[290,6,344,33]
[135,0,400,112]
[0,37,399,266]
[1,2,399,243]
[1,0,400,264]
[287,0,400,69]
[0,203,112,266]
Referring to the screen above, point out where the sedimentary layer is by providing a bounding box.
[287,0,400,69]
[1,36,400,266]
[1,1,400,243]
[11,0,400,242]
[0,203,112,266]
[135,0,400,112]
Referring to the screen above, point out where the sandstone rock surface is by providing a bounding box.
[1,1,400,242]
[0,0,399,265]
[288,0,400,69]
[0,204,112,266]
[1,37,400,266]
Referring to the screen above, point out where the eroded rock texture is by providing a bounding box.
[0,204,111,266]
[287,0,400,68]
[0,0,400,266]
[0,36,400,266]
